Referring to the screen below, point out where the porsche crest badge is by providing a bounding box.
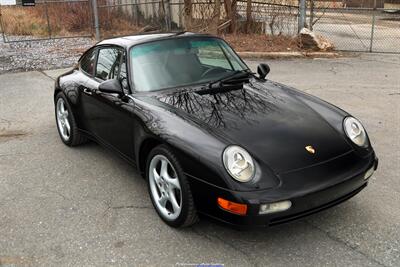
[305,145,315,154]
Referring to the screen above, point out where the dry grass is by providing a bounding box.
[48,3,92,35]
[0,4,140,37]
[0,5,303,53]
[97,9,143,39]
[0,4,91,36]
[222,33,302,52]
[0,7,49,36]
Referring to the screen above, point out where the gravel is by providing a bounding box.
[0,36,94,74]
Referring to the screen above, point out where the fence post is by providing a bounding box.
[91,0,100,41]
[164,0,172,31]
[134,0,139,26]
[369,0,376,52]
[298,0,306,32]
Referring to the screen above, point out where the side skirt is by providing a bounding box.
[78,129,138,169]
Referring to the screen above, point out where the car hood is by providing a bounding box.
[148,80,353,174]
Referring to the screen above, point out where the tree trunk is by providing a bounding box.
[224,0,237,33]
[246,0,252,33]
[231,0,237,33]
[184,0,192,30]
[211,0,221,34]
[309,0,314,30]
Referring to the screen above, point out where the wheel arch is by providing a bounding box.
[54,88,62,101]
[132,102,232,190]
[137,137,164,178]
[54,75,64,101]
[136,136,196,182]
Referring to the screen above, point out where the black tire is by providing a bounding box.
[55,92,88,146]
[146,145,198,228]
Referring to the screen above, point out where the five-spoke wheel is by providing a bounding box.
[56,98,71,141]
[55,92,87,146]
[147,145,198,227]
[149,155,182,220]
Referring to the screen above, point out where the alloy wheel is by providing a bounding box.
[149,155,182,220]
[56,98,71,141]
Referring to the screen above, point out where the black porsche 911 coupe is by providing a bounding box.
[54,32,378,228]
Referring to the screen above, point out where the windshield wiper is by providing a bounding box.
[206,69,252,89]
[195,70,253,95]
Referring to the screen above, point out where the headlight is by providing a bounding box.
[223,145,255,182]
[343,117,368,147]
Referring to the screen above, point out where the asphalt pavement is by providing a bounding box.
[0,53,399,266]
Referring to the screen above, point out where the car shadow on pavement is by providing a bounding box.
[80,139,362,234]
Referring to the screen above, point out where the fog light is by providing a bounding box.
[259,200,292,215]
[364,166,374,180]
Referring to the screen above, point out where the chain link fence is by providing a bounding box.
[0,0,399,53]
[0,0,92,42]
[310,6,400,53]
[236,0,299,36]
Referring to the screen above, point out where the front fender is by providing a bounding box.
[131,96,280,192]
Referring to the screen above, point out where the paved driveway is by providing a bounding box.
[0,54,399,266]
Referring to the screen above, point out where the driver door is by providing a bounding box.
[81,46,134,159]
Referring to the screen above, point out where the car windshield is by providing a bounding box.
[130,37,248,92]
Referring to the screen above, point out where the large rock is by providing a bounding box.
[299,28,334,51]
[139,25,160,33]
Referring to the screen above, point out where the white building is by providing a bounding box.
[0,0,16,5]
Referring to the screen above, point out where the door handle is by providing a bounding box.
[83,88,92,95]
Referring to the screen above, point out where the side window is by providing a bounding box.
[80,49,96,75]
[95,48,122,81]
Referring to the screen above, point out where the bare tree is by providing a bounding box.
[184,0,192,30]
[246,0,252,33]
[224,0,237,33]
[309,0,314,30]
[309,0,328,31]
[211,0,221,34]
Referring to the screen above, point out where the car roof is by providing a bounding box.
[97,32,212,48]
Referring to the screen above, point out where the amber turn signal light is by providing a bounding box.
[217,197,247,215]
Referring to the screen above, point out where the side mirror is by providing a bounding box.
[98,79,123,95]
[257,63,270,79]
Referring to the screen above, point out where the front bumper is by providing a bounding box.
[187,153,378,229]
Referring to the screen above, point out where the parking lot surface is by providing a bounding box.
[0,53,399,266]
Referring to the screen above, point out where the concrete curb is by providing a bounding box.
[237,51,340,59]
